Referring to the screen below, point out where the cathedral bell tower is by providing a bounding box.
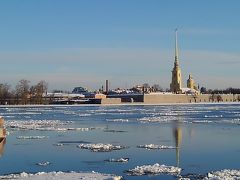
[170,29,182,94]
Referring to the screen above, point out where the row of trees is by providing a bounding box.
[0,79,48,105]
[135,83,240,95]
[200,87,240,94]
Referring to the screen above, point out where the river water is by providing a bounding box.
[0,104,239,179]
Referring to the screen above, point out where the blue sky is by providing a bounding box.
[0,0,240,91]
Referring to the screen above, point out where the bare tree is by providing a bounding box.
[0,83,12,105]
[29,81,48,104]
[15,79,30,104]
[35,81,48,104]
[152,84,163,92]
[217,95,223,102]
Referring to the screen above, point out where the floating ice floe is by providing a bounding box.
[54,127,94,131]
[204,115,223,118]
[105,158,129,163]
[59,140,90,144]
[53,143,64,146]
[5,120,73,130]
[106,119,129,122]
[5,120,96,132]
[78,113,92,117]
[137,116,178,123]
[192,120,213,124]
[77,143,127,152]
[103,129,127,133]
[36,161,51,166]
[17,136,48,139]
[191,119,240,125]
[0,171,122,180]
[220,119,240,125]
[137,144,176,150]
[204,169,240,180]
[126,163,181,176]
[178,173,204,180]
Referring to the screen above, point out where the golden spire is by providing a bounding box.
[174,28,179,67]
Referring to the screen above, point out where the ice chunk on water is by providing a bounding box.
[192,120,213,124]
[106,119,129,122]
[17,136,48,139]
[137,144,176,150]
[204,169,240,180]
[105,158,129,163]
[5,120,73,130]
[179,169,240,180]
[5,120,95,132]
[137,116,179,123]
[53,143,64,146]
[36,161,50,166]
[126,163,181,176]
[77,143,127,152]
[0,171,122,180]
[204,115,223,118]
[103,129,127,133]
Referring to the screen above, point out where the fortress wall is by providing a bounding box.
[144,94,189,103]
[220,94,235,102]
[101,98,122,104]
[144,93,239,104]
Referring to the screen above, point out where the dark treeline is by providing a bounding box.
[0,79,48,105]
[200,87,240,94]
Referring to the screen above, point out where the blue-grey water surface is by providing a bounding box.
[0,104,240,179]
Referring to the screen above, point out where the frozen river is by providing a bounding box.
[0,104,240,179]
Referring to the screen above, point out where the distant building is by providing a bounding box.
[187,74,198,91]
[72,86,95,98]
[72,87,88,94]
[170,29,182,94]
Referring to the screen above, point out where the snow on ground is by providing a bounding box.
[204,169,240,180]
[77,143,127,152]
[137,144,176,150]
[126,163,181,176]
[0,171,122,180]
[105,158,129,163]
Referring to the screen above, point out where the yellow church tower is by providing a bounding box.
[187,74,195,89]
[170,29,182,93]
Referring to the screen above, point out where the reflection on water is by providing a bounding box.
[173,120,182,167]
[0,137,6,157]
[0,117,6,157]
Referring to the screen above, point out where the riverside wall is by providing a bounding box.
[101,98,122,104]
[143,93,239,104]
